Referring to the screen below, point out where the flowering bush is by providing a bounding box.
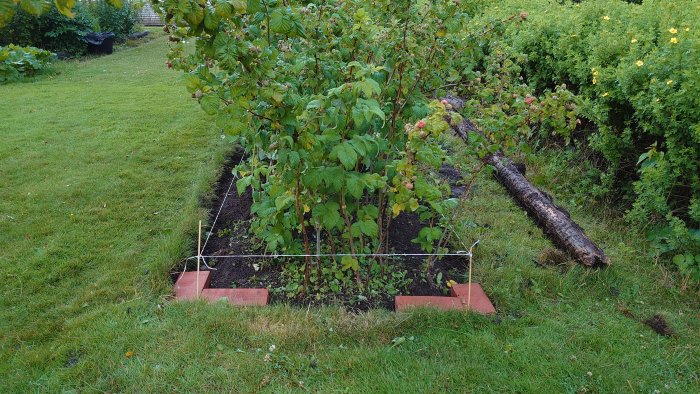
[476,0,700,279]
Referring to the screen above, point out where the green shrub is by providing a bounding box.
[471,0,700,275]
[0,4,96,56]
[158,0,580,296]
[0,44,55,82]
[89,0,139,42]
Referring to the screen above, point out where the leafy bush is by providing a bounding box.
[0,4,96,56]
[470,0,700,277]
[89,0,139,41]
[159,0,578,295]
[0,44,55,82]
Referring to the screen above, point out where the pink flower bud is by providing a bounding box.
[524,96,535,105]
[416,120,426,129]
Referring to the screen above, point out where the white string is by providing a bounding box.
[201,154,245,253]
[192,152,481,270]
[195,153,246,270]
[187,251,472,261]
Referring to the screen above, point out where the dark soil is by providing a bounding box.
[643,314,674,337]
[177,150,472,311]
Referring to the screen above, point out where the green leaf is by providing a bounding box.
[184,74,202,93]
[21,0,50,16]
[302,167,323,189]
[270,9,292,34]
[274,195,294,211]
[346,173,364,199]
[230,0,246,14]
[0,0,16,27]
[214,1,232,18]
[672,254,688,269]
[348,136,368,156]
[312,201,342,230]
[358,219,377,237]
[204,10,220,30]
[236,176,252,195]
[105,0,122,8]
[200,94,219,115]
[54,0,74,17]
[408,198,419,212]
[213,32,239,68]
[246,0,262,13]
[321,166,344,191]
[353,79,381,98]
[341,255,359,271]
[330,143,357,170]
[350,220,377,237]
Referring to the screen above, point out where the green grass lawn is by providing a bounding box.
[1,35,698,392]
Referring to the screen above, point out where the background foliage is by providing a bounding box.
[0,0,140,56]
[0,4,96,55]
[88,0,139,41]
[474,0,700,280]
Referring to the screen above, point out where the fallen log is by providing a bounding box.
[443,96,610,268]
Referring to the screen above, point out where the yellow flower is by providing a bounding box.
[592,69,599,77]
[636,60,644,67]
[666,80,673,85]
[602,92,609,97]
[685,27,690,32]
[125,351,134,358]
[592,78,597,85]
[669,28,678,34]
[631,38,638,43]
[603,15,610,21]
[446,279,457,288]
[670,37,678,44]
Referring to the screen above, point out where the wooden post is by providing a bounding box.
[467,246,473,309]
[197,220,202,298]
[467,240,479,310]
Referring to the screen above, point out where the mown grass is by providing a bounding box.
[0,35,698,392]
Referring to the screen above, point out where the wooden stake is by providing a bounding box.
[197,220,202,298]
[467,251,472,309]
[467,240,478,310]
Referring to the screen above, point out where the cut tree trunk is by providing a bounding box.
[443,96,610,268]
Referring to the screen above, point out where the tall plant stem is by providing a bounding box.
[294,176,312,294]
[339,192,361,283]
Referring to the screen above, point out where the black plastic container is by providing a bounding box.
[85,32,116,55]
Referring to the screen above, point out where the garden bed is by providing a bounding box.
[174,150,480,311]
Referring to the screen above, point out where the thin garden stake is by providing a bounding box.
[197,220,202,298]
[467,240,479,310]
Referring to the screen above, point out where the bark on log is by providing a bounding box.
[443,96,610,268]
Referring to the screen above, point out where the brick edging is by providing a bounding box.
[395,283,496,314]
[174,271,494,313]
[174,271,269,306]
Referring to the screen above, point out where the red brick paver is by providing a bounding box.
[200,288,269,306]
[395,283,496,314]
[174,271,211,300]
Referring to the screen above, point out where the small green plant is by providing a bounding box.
[216,227,232,238]
[0,44,55,82]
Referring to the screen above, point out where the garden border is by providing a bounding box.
[174,270,495,314]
